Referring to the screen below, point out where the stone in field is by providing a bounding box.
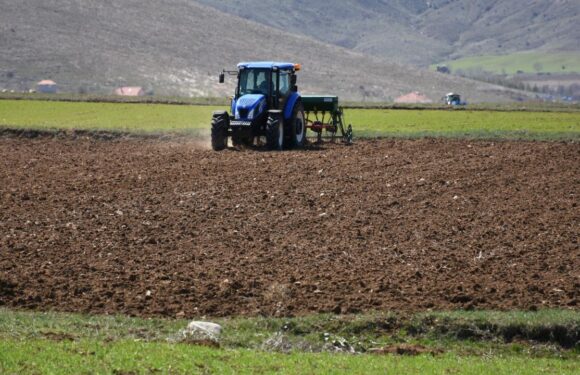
[185,321,222,340]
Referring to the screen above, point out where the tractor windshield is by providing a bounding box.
[238,68,271,97]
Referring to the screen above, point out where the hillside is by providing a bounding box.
[195,0,450,66]
[434,52,580,75]
[0,0,530,102]
[196,0,580,67]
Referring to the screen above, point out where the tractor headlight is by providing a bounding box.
[247,107,255,120]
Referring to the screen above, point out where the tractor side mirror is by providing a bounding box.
[219,73,225,84]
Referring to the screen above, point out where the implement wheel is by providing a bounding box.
[266,111,284,150]
[211,111,229,151]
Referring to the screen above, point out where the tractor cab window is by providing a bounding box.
[279,70,291,96]
[238,68,270,96]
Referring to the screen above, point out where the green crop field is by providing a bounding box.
[347,108,580,140]
[0,99,223,134]
[0,309,578,374]
[1,99,579,140]
[433,51,580,75]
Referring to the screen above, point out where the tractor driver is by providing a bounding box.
[257,77,268,95]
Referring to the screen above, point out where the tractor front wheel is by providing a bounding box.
[266,111,284,150]
[211,111,229,151]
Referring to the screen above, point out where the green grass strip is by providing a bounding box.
[0,99,225,134]
[0,99,579,140]
[1,338,577,375]
[0,308,578,373]
[1,309,578,346]
[346,108,580,140]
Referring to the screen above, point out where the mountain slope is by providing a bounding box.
[195,0,449,66]
[196,0,580,66]
[420,0,580,59]
[0,0,528,102]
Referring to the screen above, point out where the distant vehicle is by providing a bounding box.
[445,92,466,106]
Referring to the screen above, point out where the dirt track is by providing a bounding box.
[0,136,578,317]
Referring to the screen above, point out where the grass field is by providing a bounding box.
[347,108,579,139]
[2,93,580,112]
[433,51,580,75]
[0,99,221,135]
[1,309,577,374]
[1,99,579,140]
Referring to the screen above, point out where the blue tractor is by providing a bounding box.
[212,62,306,150]
[445,92,466,106]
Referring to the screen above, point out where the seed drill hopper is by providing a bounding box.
[302,95,353,144]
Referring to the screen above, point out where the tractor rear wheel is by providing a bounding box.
[286,102,306,149]
[211,111,229,151]
[266,111,284,150]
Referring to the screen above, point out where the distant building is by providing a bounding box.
[37,80,58,94]
[394,91,433,104]
[114,86,145,96]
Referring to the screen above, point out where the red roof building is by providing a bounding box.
[114,86,145,96]
[36,80,58,94]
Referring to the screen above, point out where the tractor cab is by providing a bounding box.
[212,62,305,150]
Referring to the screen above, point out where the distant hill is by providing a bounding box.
[0,0,532,102]
[196,0,580,67]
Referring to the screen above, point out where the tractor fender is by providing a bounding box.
[283,92,301,121]
[212,110,229,120]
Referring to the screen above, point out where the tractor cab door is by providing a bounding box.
[275,69,293,111]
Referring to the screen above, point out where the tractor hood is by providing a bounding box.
[234,94,266,120]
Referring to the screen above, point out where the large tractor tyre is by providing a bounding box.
[285,102,306,149]
[266,111,284,151]
[211,111,229,151]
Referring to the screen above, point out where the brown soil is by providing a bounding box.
[0,137,578,317]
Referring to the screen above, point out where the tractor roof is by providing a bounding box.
[237,61,296,70]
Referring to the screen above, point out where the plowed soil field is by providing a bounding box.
[0,135,578,317]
